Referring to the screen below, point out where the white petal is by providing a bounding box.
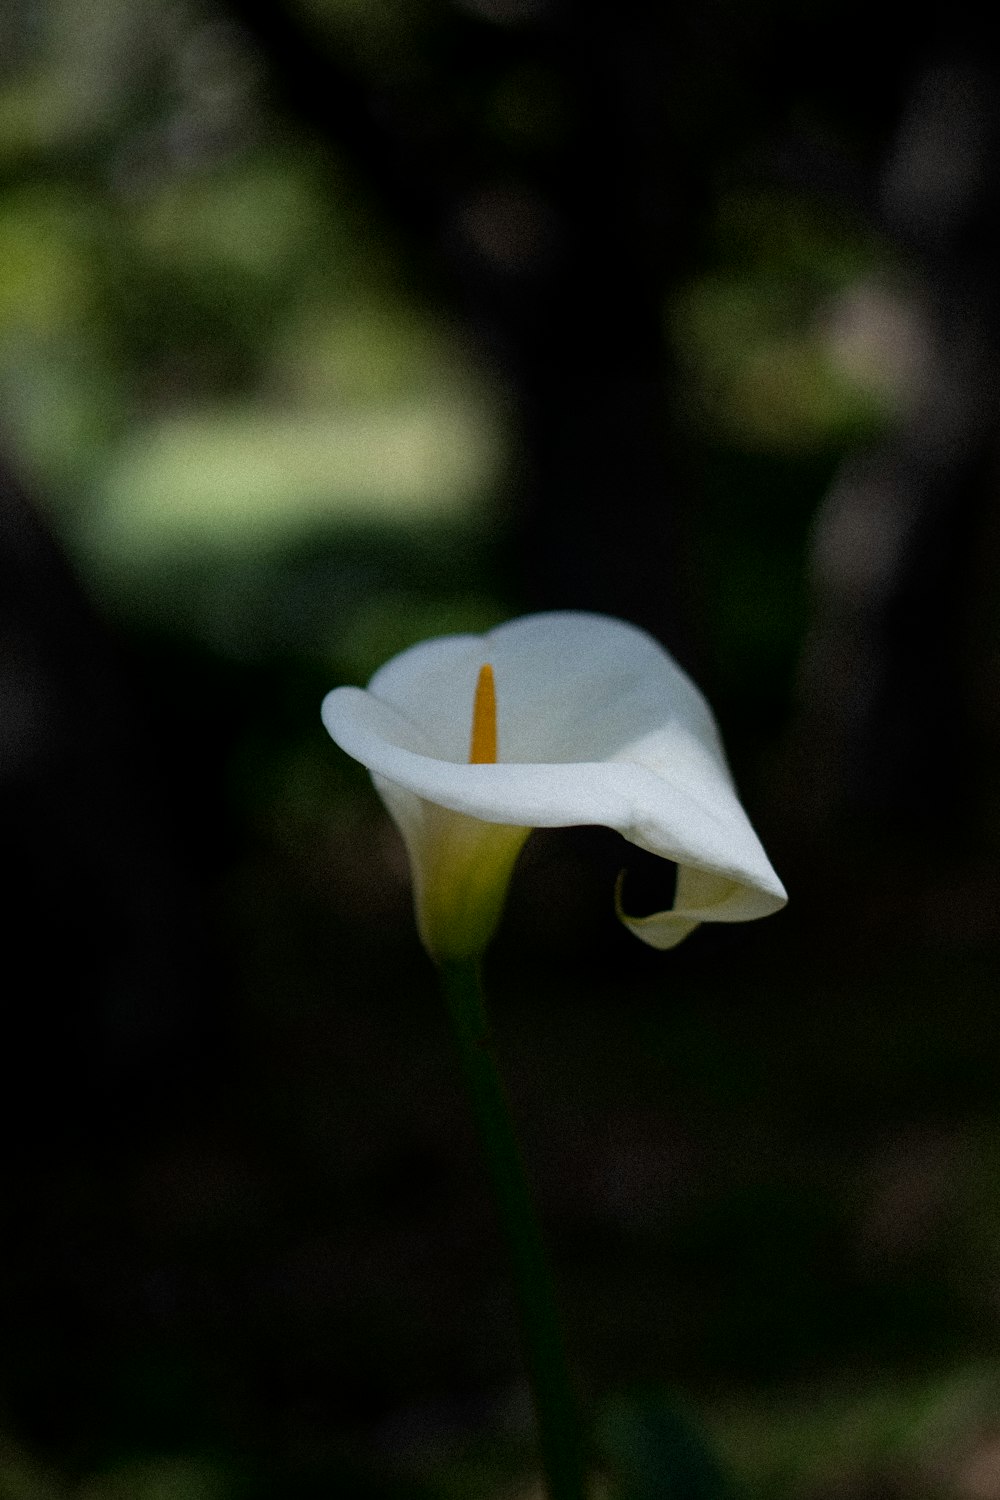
[322,612,786,944]
[617,866,778,950]
[365,611,721,766]
[374,777,531,961]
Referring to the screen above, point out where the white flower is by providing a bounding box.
[322,611,786,961]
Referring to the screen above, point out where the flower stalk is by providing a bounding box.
[439,957,587,1500]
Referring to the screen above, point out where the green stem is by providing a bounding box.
[439,957,587,1500]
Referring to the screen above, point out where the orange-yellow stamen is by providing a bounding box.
[468,662,497,764]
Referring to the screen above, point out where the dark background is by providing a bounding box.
[3,3,1000,1495]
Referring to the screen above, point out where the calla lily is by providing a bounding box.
[322,611,786,961]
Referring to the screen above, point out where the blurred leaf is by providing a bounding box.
[599,1393,738,1500]
[670,189,904,452]
[79,395,501,573]
[77,1457,230,1500]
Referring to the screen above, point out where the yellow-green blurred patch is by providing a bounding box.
[81,393,501,574]
[671,190,911,453]
[0,188,95,331]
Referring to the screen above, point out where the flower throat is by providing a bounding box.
[468,663,497,764]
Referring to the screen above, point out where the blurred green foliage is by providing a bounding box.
[672,190,901,452]
[0,0,905,681]
[0,0,508,681]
